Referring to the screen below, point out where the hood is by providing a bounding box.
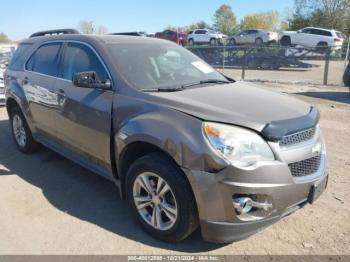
[148,82,313,135]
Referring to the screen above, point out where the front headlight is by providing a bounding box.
[203,122,275,168]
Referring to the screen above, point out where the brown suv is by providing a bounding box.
[4,29,327,243]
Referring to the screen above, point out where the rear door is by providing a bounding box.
[24,42,62,140]
[54,42,113,176]
[247,30,258,43]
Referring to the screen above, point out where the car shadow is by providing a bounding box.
[0,118,225,252]
[295,91,350,105]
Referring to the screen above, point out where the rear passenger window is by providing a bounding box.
[321,30,332,36]
[9,43,33,71]
[26,43,61,76]
[61,43,108,81]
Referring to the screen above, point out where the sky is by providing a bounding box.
[1,0,294,41]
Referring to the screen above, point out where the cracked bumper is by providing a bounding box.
[182,150,327,243]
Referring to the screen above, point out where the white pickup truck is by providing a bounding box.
[280,27,344,50]
[187,29,227,46]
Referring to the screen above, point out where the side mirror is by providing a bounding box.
[73,71,111,90]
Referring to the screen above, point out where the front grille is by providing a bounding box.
[288,155,321,177]
[280,127,316,147]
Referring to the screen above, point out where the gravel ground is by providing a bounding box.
[0,83,349,255]
[217,60,345,86]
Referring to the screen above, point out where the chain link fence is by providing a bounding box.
[186,44,348,86]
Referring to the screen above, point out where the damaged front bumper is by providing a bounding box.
[182,138,327,243]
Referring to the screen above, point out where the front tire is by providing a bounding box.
[126,153,198,242]
[10,107,38,153]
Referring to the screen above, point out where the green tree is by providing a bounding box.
[240,11,280,31]
[0,33,10,43]
[188,21,210,31]
[288,14,311,30]
[213,4,237,35]
[289,0,350,34]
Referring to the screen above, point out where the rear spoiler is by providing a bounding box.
[30,29,80,38]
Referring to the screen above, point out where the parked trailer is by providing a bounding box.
[186,46,324,70]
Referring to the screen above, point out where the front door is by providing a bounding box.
[54,42,114,176]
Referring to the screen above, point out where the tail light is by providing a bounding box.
[334,38,342,42]
[267,32,271,36]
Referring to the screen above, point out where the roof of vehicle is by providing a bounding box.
[303,26,338,32]
[20,33,171,45]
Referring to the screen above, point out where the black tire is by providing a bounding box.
[280,36,291,46]
[255,38,263,45]
[9,106,38,153]
[316,42,328,53]
[229,38,236,46]
[126,152,199,242]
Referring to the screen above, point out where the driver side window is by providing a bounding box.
[62,42,108,81]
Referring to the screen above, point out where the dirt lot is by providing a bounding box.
[218,60,345,86]
[0,83,349,255]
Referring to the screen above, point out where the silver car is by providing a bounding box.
[228,29,278,45]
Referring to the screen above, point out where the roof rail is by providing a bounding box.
[30,29,80,38]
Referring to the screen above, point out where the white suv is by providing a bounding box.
[280,27,344,50]
[187,29,227,46]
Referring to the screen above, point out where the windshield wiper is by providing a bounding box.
[139,86,185,92]
[181,79,230,89]
[139,79,232,93]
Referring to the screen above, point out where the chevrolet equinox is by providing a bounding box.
[4,29,328,243]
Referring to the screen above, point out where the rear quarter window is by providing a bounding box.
[336,32,343,38]
[8,43,33,71]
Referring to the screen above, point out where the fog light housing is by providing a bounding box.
[233,194,273,221]
[233,197,254,214]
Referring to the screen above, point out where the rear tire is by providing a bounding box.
[10,107,38,153]
[255,38,263,46]
[316,42,328,53]
[126,152,199,242]
[280,36,291,46]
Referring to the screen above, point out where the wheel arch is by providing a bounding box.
[117,140,189,199]
[6,97,20,116]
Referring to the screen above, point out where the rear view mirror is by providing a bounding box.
[73,71,111,90]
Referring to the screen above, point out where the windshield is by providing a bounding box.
[107,42,228,91]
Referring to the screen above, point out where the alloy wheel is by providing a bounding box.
[133,172,178,231]
[12,114,27,147]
